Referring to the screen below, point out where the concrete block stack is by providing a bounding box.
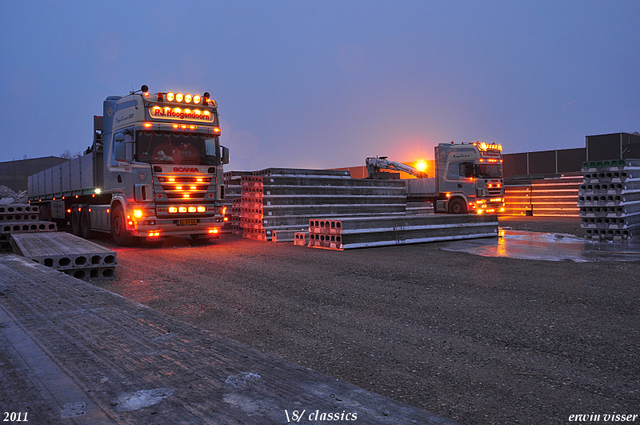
[579,159,640,240]
[223,171,252,235]
[307,214,499,250]
[503,185,532,216]
[0,204,57,251]
[239,168,407,241]
[406,201,434,215]
[10,232,118,281]
[231,198,243,235]
[530,176,582,217]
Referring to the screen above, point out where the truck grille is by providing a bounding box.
[156,175,214,202]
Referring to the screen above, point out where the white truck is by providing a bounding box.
[29,85,229,245]
[366,142,505,214]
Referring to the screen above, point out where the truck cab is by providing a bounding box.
[435,142,504,214]
[98,89,230,245]
[28,86,230,246]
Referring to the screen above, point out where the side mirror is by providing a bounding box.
[221,146,230,164]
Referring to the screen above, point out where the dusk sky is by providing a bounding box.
[1,1,638,171]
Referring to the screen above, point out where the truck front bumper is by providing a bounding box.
[127,216,225,238]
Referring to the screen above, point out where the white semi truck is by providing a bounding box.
[366,142,505,214]
[29,85,229,246]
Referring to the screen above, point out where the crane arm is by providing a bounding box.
[365,157,428,179]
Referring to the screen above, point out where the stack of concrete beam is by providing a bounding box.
[240,168,407,241]
[223,171,252,234]
[294,232,310,246]
[0,204,57,233]
[0,204,57,251]
[231,198,243,235]
[579,159,640,240]
[503,185,532,216]
[10,232,117,281]
[530,176,582,217]
[307,214,499,250]
[406,201,434,215]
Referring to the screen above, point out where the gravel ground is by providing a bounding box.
[92,216,640,425]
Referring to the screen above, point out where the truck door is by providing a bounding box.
[443,161,475,193]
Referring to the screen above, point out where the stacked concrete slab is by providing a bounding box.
[308,214,499,250]
[10,232,117,280]
[406,201,434,215]
[503,185,532,216]
[239,168,407,241]
[0,204,57,251]
[579,159,640,240]
[223,171,253,235]
[0,204,57,233]
[530,176,582,217]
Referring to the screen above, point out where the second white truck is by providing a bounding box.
[366,142,505,214]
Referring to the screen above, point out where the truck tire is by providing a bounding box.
[110,205,136,246]
[80,209,93,239]
[71,208,82,236]
[448,197,467,214]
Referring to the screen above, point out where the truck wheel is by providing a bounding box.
[448,197,467,214]
[111,205,136,246]
[80,209,93,239]
[71,208,82,236]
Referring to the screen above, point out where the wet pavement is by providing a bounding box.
[443,228,640,262]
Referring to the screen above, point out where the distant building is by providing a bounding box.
[503,132,640,181]
[0,156,69,193]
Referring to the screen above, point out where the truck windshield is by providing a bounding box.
[476,164,502,178]
[135,131,220,165]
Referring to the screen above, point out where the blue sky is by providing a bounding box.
[1,1,638,171]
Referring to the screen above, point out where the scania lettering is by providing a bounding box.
[366,142,504,214]
[28,85,230,246]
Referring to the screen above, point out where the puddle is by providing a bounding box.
[113,388,175,412]
[443,229,640,262]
